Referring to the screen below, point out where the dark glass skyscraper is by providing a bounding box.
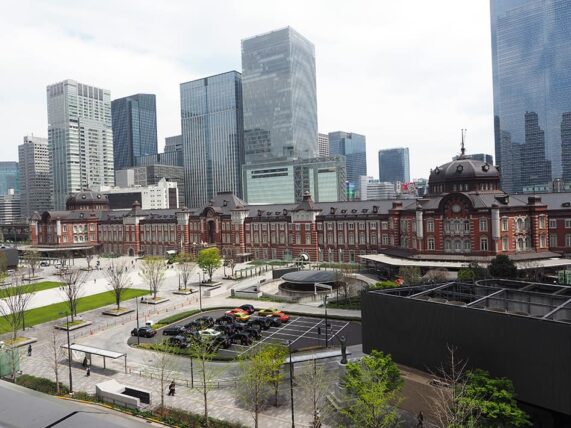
[328,131,367,195]
[378,148,410,183]
[0,162,19,195]
[111,94,158,170]
[180,71,244,208]
[491,0,571,192]
[241,27,318,163]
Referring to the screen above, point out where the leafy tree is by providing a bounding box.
[104,261,132,310]
[372,280,399,290]
[264,344,288,406]
[139,256,166,299]
[342,350,403,428]
[459,262,489,283]
[197,248,222,282]
[398,266,422,286]
[458,268,476,282]
[488,255,517,279]
[0,252,8,273]
[461,369,531,427]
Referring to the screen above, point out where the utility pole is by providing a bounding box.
[135,297,140,346]
[287,340,295,428]
[324,295,329,348]
[65,313,73,393]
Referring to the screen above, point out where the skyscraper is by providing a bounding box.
[111,94,157,170]
[318,133,329,156]
[18,135,52,217]
[181,71,244,208]
[328,131,367,195]
[378,148,410,183]
[242,27,318,163]
[47,80,114,209]
[491,0,571,192]
[0,162,19,195]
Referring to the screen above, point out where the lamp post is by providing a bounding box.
[190,354,194,388]
[324,296,329,348]
[60,312,73,393]
[286,340,295,428]
[135,296,140,346]
[198,273,202,311]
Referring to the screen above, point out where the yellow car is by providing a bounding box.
[258,308,279,316]
[234,312,250,322]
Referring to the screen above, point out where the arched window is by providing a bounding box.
[454,240,462,252]
[445,240,452,252]
[516,218,524,232]
[463,240,471,252]
[480,237,489,251]
[517,238,524,251]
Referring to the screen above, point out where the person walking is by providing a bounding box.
[27,344,32,357]
[417,410,424,427]
[167,380,176,396]
[86,366,91,377]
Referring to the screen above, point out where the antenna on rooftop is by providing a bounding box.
[460,128,467,158]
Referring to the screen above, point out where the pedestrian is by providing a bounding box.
[86,366,91,377]
[82,356,87,367]
[417,410,424,428]
[168,380,176,396]
[27,344,32,357]
[94,278,96,284]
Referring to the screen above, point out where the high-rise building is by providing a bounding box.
[242,27,318,164]
[318,133,329,156]
[18,135,51,217]
[97,178,178,210]
[359,176,396,200]
[491,0,571,192]
[328,131,367,195]
[0,189,21,224]
[378,148,410,183]
[164,135,183,152]
[181,71,244,208]
[47,80,114,209]
[0,162,19,195]
[242,156,346,204]
[135,135,184,168]
[452,153,494,165]
[111,94,157,170]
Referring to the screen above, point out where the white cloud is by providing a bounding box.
[0,0,493,179]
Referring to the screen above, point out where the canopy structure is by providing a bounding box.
[61,343,127,373]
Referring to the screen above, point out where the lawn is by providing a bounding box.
[0,281,62,295]
[0,288,148,334]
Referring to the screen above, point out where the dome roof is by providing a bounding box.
[66,190,109,210]
[429,157,499,184]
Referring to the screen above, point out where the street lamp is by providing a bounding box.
[286,340,295,428]
[190,354,194,388]
[197,273,203,311]
[135,296,140,346]
[324,296,329,349]
[60,312,73,393]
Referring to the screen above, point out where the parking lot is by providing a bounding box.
[129,308,361,358]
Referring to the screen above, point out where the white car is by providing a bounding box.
[198,328,221,340]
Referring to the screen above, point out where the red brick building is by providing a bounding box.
[30,153,571,265]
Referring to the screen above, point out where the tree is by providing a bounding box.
[0,273,35,339]
[264,344,288,406]
[139,256,166,299]
[297,358,330,427]
[430,345,482,428]
[488,255,517,279]
[59,268,89,322]
[342,350,403,428]
[461,369,531,427]
[228,258,237,277]
[22,251,41,280]
[459,262,489,283]
[427,268,449,283]
[197,248,222,282]
[458,268,476,283]
[188,339,218,427]
[85,248,95,270]
[48,329,64,395]
[104,261,132,310]
[398,266,422,286]
[149,347,179,417]
[0,252,8,273]
[176,253,194,291]
[335,269,353,301]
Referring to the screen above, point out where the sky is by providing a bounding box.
[0,0,494,180]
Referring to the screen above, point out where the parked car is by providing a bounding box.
[234,312,250,322]
[39,261,49,267]
[225,308,248,316]
[184,321,200,331]
[145,320,156,328]
[215,324,238,335]
[162,325,186,336]
[267,317,282,328]
[245,320,262,331]
[194,316,215,329]
[131,327,156,338]
[268,311,289,323]
[167,335,189,348]
[239,304,255,315]
[244,328,262,340]
[230,332,252,346]
[215,314,235,325]
[211,334,232,350]
[198,328,222,341]
[257,308,280,317]
[249,317,272,330]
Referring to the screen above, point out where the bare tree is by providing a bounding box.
[23,251,41,280]
[426,268,449,283]
[139,257,166,299]
[188,339,219,427]
[0,273,35,339]
[176,254,194,291]
[335,269,353,302]
[149,347,179,417]
[48,329,65,395]
[297,358,330,428]
[104,261,132,310]
[59,268,89,322]
[430,345,482,428]
[228,259,236,277]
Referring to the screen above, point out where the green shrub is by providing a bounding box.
[16,374,69,395]
[372,280,399,289]
[157,309,202,325]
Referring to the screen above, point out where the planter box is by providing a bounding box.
[200,281,222,287]
[102,308,134,317]
[54,320,93,331]
[172,290,194,295]
[140,297,169,305]
[3,337,37,348]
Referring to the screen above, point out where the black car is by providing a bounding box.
[231,332,252,346]
[244,328,262,340]
[267,317,282,328]
[215,314,235,325]
[239,304,255,315]
[249,317,272,330]
[167,335,189,348]
[195,316,215,329]
[184,321,200,331]
[162,325,185,336]
[211,334,232,350]
[215,324,238,335]
[131,327,156,338]
[245,320,262,331]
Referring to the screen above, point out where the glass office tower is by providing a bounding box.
[328,131,367,197]
[180,71,244,208]
[378,148,410,183]
[0,162,19,195]
[491,0,571,192]
[241,27,318,163]
[111,94,158,170]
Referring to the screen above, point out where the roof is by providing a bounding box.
[360,253,474,269]
[429,157,499,184]
[61,343,125,359]
[281,270,337,284]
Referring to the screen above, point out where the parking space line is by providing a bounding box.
[327,321,350,343]
[290,318,323,347]
[238,316,304,356]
